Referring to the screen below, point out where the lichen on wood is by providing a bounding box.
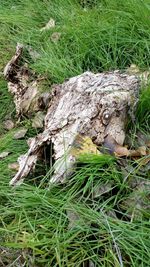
[8,70,140,186]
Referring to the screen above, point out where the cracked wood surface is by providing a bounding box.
[4,43,51,116]
[9,71,140,186]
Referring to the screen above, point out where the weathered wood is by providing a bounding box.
[4,43,50,116]
[9,70,140,186]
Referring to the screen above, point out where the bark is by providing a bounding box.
[4,43,51,116]
[9,70,140,186]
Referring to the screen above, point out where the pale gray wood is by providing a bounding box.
[9,70,140,186]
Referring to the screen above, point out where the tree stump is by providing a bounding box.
[9,71,140,186]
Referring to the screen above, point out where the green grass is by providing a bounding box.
[0,154,150,266]
[0,79,15,134]
[136,86,150,130]
[0,0,150,81]
[0,0,150,266]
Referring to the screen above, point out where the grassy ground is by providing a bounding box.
[0,0,150,266]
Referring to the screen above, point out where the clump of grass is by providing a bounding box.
[0,0,150,82]
[0,0,150,266]
[0,154,150,266]
[136,85,150,130]
[0,79,15,134]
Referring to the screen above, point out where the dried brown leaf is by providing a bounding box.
[104,135,148,158]
[32,111,45,128]
[13,128,27,139]
[40,18,55,31]
[104,135,129,156]
[114,146,130,157]
[67,210,80,229]
[128,146,147,157]
[138,155,150,167]
[0,151,10,159]
[3,120,14,130]
[8,162,19,171]
[93,182,114,198]
[50,32,61,43]
[120,179,150,220]
[127,64,140,74]
[146,140,150,148]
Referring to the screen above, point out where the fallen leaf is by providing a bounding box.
[89,261,95,267]
[3,120,14,130]
[139,71,150,86]
[40,18,55,31]
[0,151,10,159]
[137,131,150,147]
[19,81,39,113]
[138,155,150,167]
[127,64,140,74]
[103,135,129,156]
[128,146,147,157]
[67,210,80,229]
[114,146,130,157]
[71,135,100,157]
[146,140,150,148]
[27,47,40,61]
[106,210,117,219]
[32,111,45,128]
[40,92,51,107]
[127,64,150,85]
[93,182,114,198]
[50,32,61,43]
[13,128,27,139]
[120,179,150,220]
[8,162,19,171]
[104,135,148,158]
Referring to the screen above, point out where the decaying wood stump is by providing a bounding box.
[8,70,139,186]
[4,43,50,116]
